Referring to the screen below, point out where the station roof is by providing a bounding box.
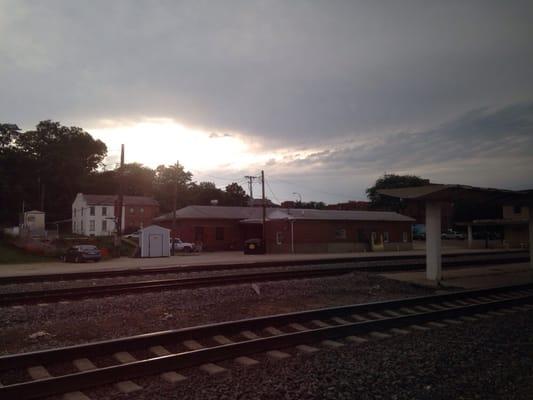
[155,205,414,223]
[377,184,531,204]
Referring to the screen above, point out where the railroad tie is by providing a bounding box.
[427,303,447,310]
[289,323,308,332]
[296,344,320,354]
[473,313,492,319]
[442,319,463,325]
[73,358,97,371]
[264,326,284,336]
[148,346,187,383]
[351,314,369,321]
[409,324,431,331]
[312,320,331,328]
[345,335,368,343]
[389,328,410,335]
[459,316,478,322]
[322,339,344,348]
[398,307,417,314]
[62,391,91,400]
[112,352,142,393]
[369,331,392,339]
[413,306,433,313]
[425,321,447,328]
[266,350,291,360]
[27,365,51,380]
[241,330,260,340]
[212,336,259,366]
[331,317,351,325]
[182,340,204,351]
[383,309,404,317]
[199,363,227,375]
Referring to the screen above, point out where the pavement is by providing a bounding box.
[381,262,533,290]
[0,247,526,278]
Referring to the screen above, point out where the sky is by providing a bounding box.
[1,1,532,203]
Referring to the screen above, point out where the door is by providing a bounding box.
[148,234,163,257]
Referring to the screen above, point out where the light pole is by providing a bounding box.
[292,192,302,203]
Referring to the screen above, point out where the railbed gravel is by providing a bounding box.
[0,272,433,354]
[77,310,533,400]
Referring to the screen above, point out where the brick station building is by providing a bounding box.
[153,205,414,253]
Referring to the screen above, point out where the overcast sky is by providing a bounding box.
[1,1,532,203]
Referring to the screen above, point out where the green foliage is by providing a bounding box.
[366,173,429,210]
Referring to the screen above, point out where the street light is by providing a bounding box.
[292,192,302,203]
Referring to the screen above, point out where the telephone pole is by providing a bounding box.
[244,175,256,205]
[115,144,125,256]
[261,170,266,253]
[171,161,178,256]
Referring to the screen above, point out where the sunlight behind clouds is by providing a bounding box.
[88,118,276,171]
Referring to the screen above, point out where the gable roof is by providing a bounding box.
[80,194,159,207]
[154,205,414,223]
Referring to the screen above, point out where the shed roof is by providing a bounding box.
[81,194,159,206]
[154,205,414,223]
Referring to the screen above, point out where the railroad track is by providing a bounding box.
[1,283,532,400]
[0,250,527,285]
[0,266,357,306]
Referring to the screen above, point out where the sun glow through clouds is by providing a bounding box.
[88,118,274,171]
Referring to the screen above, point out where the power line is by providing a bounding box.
[268,177,359,201]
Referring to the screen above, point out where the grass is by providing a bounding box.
[0,241,54,264]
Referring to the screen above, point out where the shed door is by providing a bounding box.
[148,234,163,257]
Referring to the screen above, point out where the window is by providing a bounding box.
[74,209,76,217]
[81,220,84,231]
[81,208,84,216]
[215,227,224,241]
[102,220,107,232]
[73,221,76,231]
[90,207,95,216]
[514,205,522,214]
[383,232,389,243]
[102,207,107,216]
[335,228,346,239]
[140,207,144,213]
[402,232,408,242]
[89,220,95,231]
[276,231,284,245]
[130,207,135,214]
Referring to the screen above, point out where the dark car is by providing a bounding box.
[62,245,102,263]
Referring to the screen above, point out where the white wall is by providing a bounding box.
[72,194,118,236]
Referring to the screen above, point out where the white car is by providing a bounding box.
[170,238,195,252]
[441,230,465,240]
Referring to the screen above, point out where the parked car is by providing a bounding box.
[170,238,195,252]
[62,245,102,263]
[413,232,426,240]
[441,230,465,240]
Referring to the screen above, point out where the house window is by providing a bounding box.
[102,207,107,216]
[73,221,76,231]
[81,208,84,216]
[73,209,76,217]
[215,227,224,241]
[81,220,84,231]
[276,231,284,245]
[90,207,95,216]
[335,228,347,239]
[383,232,389,243]
[89,220,95,231]
[514,205,522,214]
[102,220,107,232]
[140,207,144,213]
[402,232,408,242]
[130,207,135,214]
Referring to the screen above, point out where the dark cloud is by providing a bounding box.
[1,1,532,201]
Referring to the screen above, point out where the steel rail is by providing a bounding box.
[0,250,527,284]
[1,283,532,370]
[0,286,532,399]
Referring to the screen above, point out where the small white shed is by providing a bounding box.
[139,225,170,258]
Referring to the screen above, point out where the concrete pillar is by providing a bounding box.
[529,205,533,269]
[426,201,442,282]
[467,224,473,249]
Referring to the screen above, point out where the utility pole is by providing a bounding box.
[261,170,266,253]
[115,144,125,257]
[244,175,256,206]
[171,162,178,256]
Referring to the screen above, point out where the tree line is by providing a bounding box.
[0,121,249,225]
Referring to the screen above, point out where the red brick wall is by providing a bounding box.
[123,204,160,233]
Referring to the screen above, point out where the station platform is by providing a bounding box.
[0,248,525,278]
[380,262,533,289]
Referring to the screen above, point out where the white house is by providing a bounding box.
[72,194,120,236]
[72,193,160,236]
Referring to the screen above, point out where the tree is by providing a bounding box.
[366,174,430,210]
[153,162,193,212]
[223,182,249,206]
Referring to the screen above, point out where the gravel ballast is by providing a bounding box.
[0,272,433,354]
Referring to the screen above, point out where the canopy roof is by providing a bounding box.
[378,184,531,204]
